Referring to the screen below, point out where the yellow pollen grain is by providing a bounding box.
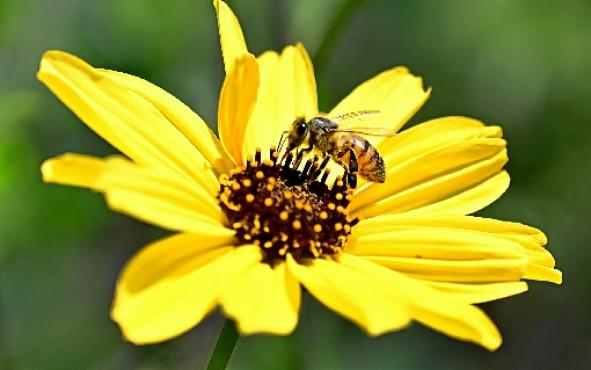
[268,177,276,184]
[280,233,288,242]
[232,222,242,229]
[345,194,352,201]
[264,241,273,249]
[263,225,270,233]
[244,234,252,240]
[280,211,289,221]
[344,225,351,233]
[295,201,304,209]
[264,197,273,206]
[319,211,328,220]
[336,193,344,200]
[253,218,261,229]
[293,241,300,248]
[337,205,345,213]
[335,223,343,231]
[243,179,252,187]
[314,224,322,233]
[246,194,255,203]
[255,171,264,179]
[304,204,313,213]
[292,220,302,230]
[266,184,275,191]
[231,182,240,191]
[336,180,344,187]
[284,191,293,199]
[263,159,273,166]
[328,203,336,210]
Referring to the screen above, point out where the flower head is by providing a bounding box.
[39,0,561,350]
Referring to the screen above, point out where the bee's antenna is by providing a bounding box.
[277,131,289,154]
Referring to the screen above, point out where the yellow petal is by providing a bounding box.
[100,69,233,175]
[213,0,248,74]
[338,254,502,350]
[221,262,300,335]
[286,255,411,335]
[243,45,318,158]
[351,135,507,218]
[218,53,259,167]
[42,153,231,235]
[37,50,218,195]
[329,66,430,146]
[352,117,508,216]
[424,281,528,304]
[352,214,561,284]
[113,243,260,344]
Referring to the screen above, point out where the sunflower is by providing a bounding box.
[39,0,561,351]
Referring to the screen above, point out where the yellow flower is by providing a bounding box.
[38,0,561,351]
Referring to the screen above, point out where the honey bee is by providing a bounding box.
[278,111,396,188]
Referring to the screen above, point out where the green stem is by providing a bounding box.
[206,319,240,370]
[313,0,368,77]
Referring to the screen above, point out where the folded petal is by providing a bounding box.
[100,69,233,175]
[351,117,507,218]
[214,0,248,74]
[329,66,430,147]
[38,50,219,195]
[243,45,318,158]
[112,242,260,344]
[337,254,502,350]
[286,255,411,336]
[218,53,259,167]
[220,262,300,335]
[352,214,561,284]
[42,153,231,235]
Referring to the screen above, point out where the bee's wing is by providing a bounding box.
[330,127,398,137]
[330,110,381,122]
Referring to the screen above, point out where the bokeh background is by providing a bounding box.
[1,0,589,369]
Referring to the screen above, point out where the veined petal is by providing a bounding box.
[214,0,248,74]
[221,262,300,335]
[352,214,561,284]
[338,254,502,350]
[243,45,318,159]
[42,153,231,235]
[351,136,507,219]
[100,69,233,175]
[286,255,411,335]
[218,53,259,167]
[352,117,508,217]
[113,242,260,344]
[38,51,219,195]
[329,66,430,146]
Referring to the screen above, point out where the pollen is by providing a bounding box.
[217,148,358,264]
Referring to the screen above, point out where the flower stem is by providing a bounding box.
[206,319,239,370]
[313,0,368,77]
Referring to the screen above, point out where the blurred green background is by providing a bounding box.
[1,0,589,369]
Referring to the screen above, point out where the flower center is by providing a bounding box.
[218,148,358,264]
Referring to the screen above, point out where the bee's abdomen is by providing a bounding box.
[352,136,386,183]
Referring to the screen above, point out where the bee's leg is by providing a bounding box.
[347,149,359,189]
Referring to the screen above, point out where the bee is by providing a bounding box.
[278,111,396,188]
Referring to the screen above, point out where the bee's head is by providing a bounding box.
[288,117,308,146]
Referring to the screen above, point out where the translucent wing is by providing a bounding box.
[330,126,398,137]
[331,110,381,122]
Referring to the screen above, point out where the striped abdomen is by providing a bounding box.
[331,134,386,183]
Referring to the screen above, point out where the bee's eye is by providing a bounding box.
[296,122,307,136]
